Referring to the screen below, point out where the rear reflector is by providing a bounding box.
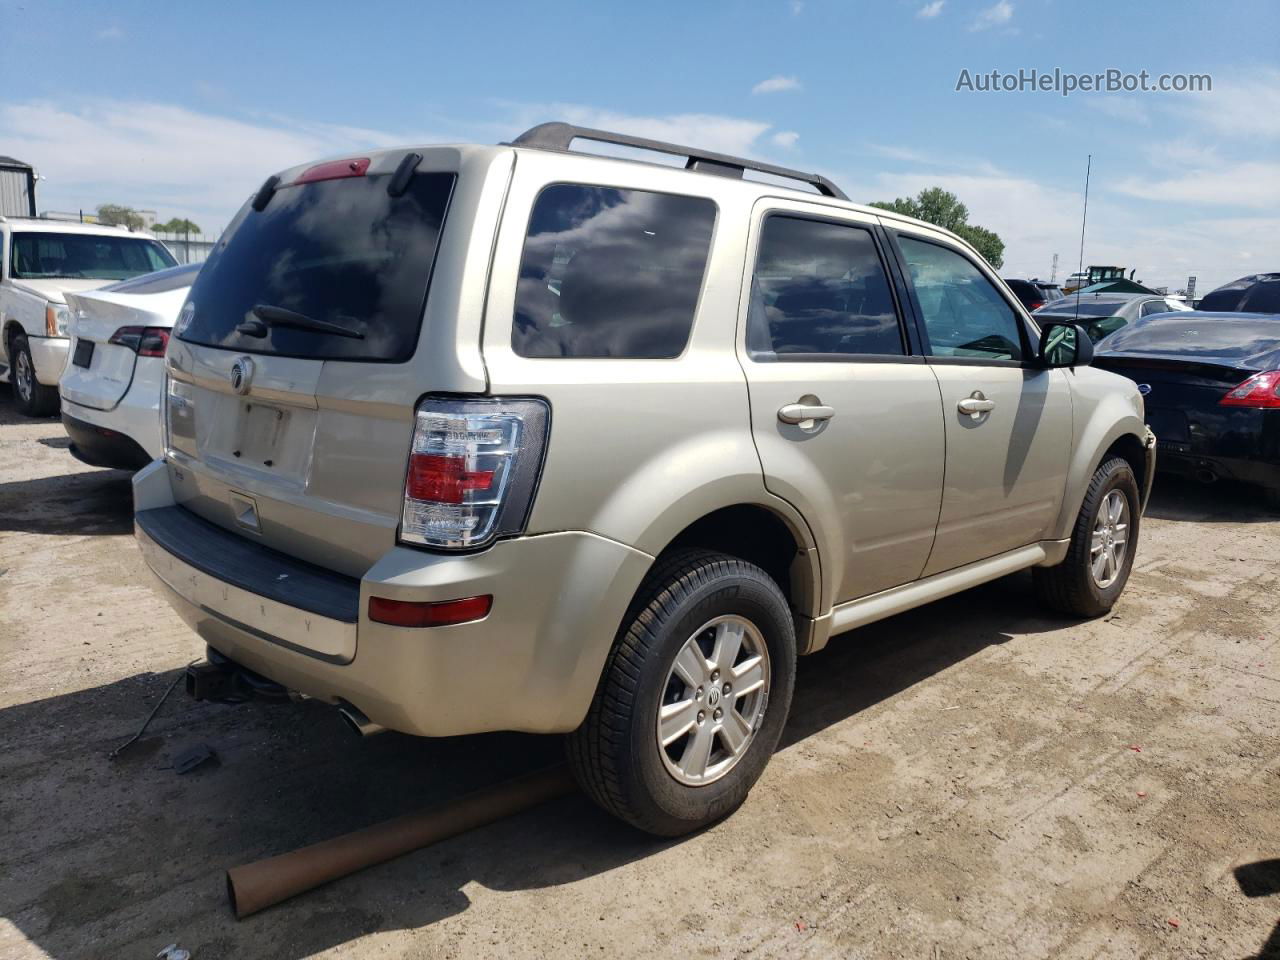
[293,157,371,185]
[368,595,492,628]
[1220,370,1280,409]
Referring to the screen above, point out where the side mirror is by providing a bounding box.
[1038,321,1094,369]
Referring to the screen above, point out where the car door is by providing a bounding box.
[885,226,1072,576]
[739,200,945,605]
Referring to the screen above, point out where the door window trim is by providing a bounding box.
[882,227,1039,368]
[744,210,922,365]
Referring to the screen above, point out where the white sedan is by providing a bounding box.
[59,263,199,469]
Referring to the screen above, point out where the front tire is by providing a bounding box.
[568,549,796,836]
[1034,456,1140,617]
[10,333,59,417]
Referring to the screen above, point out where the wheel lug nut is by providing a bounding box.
[713,708,723,721]
[697,711,706,724]
[711,670,720,681]
[723,683,731,695]
[696,686,704,700]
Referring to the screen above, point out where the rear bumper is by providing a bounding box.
[1152,408,1280,491]
[61,411,153,471]
[28,335,69,386]
[131,461,653,737]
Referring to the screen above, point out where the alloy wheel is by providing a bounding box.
[656,615,771,786]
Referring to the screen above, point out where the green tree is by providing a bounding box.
[95,203,144,231]
[154,217,202,235]
[870,187,1005,269]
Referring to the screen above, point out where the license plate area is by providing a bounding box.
[237,402,290,466]
[72,340,94,368]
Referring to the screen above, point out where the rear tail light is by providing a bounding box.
[109,325,171,357]
[1027,300,1044,312]
[368,595,492,628]
[1219,370,1280,409]
[293,157,371,185]
[400,396,550,549]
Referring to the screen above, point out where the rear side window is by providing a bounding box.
[898,236,1024,362]
[748,216,904,359]
[512,184,716,359]
[178,172,455,362]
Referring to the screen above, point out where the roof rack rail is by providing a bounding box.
[508,122,848,201]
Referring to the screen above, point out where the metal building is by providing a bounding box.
[0,157,38,218]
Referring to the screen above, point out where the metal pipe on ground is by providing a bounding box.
[226,765,576,919]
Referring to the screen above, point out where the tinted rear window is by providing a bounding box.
[1038,301,1129,318]
[178,172,455,362]
[512,184,716,359]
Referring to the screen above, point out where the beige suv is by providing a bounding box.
[135,123,1155,835]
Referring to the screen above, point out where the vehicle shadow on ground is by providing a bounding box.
[1145,474,1279,524]
[0,572,1064,959]
[0,469,134,534]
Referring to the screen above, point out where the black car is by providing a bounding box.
[1196,273,1280,313]
[1094,312,1280,507]
[1003,278,1062,312]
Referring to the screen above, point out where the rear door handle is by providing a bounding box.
[957,391,996,419]
[778,403,835,425]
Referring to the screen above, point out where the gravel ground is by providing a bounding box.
[1,389,1278,960]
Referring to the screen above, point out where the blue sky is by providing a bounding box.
[2,0,1277,292]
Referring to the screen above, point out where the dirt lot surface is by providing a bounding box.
[2,392,1279,960]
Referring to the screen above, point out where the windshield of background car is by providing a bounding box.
[10,233,176,281]
[177,171,456,362]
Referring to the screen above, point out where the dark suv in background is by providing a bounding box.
[1004,278,1063,313]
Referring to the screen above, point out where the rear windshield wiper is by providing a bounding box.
[236,304,365,340]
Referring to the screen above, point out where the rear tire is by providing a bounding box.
[567,549,796,836]
[10,333,59,417]
[1034,456,1140,617]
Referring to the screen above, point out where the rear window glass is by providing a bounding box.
[748,216,904,359]
[1039,301,1129,318]
[178,172,455,362]
[11,232,176,281]
[512,184,716,359]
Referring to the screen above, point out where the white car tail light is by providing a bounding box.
[400,397,550,549]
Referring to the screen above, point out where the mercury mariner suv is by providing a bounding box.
[134,123,1156,836]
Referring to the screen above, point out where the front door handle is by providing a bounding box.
[957,391,996,419]
[778,402,835,425]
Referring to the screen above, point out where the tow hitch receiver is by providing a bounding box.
[186,649,291,703]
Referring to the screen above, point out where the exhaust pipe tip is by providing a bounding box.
[337,702,385,737]
[1195,467,1218,484]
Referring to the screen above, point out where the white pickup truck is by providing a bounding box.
[1,217,177,416]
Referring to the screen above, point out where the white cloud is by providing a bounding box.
[772,131,800,149]
[96,26,124,41]
[1178,66,1280,140]
[752,75,802,95]
[916,1,945,19]
[970,1,1013,31]
[789,0,804,15]
[0,99,427,228]
[1086,96,1151,125]
[1113,160,1280,210]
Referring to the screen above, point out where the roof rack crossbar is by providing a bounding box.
[508,122,848,200]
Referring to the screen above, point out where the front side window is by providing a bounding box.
[898,236,1024,362]
[747,216,904,360]
[1140,299,1171,317]
[512,184,716,359]
[11,232,175,281]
